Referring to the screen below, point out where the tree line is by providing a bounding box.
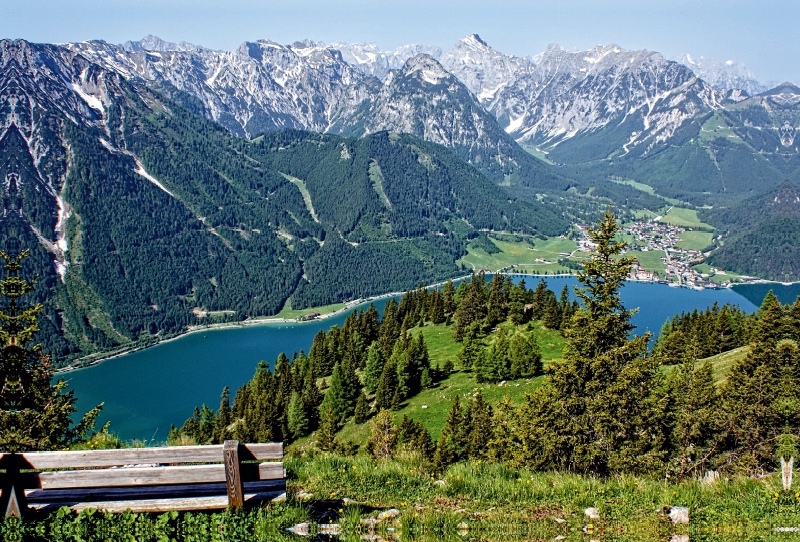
[170,271,566,447]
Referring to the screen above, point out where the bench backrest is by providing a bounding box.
[0,441,284,516]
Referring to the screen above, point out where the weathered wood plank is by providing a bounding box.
[31,492,282,514]
[25,480,286,503]
[20,462,284,490]
[9,443,282,470]
[223,440,244,508]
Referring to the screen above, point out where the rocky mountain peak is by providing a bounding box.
[401,54,452,83]
[122,35,199,52]
[673,53,765,95]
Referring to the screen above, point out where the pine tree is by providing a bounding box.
[316,408,339,451]
[374,359,398,411]
[508,332,542,378]
[518,209,665,474]
[485,273,508,328]
[531,280,549,321]
[396,415,434,459]
[213,387,232,443]
[433,396,466,473]
[542,292,562,329]
[287,391,309,441]
[558,285,572,329]
[466,392,493,459]
[366,409,396,459]
[719,292,790,472]
[363,342,385,395]
[453,273,487,340]
[666,360,720,479]
[354,392,370,424]
[431,290,446,325]
[301,359,323,431]
[0,250,102,452]
[457,335,484,372]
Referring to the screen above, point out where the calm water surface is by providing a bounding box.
[66,277,762,441]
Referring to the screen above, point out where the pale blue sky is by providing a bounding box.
[4,0,796,83]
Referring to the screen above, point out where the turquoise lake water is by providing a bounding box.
[64,277,788,442]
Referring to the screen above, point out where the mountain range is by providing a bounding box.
[2,32,799,361]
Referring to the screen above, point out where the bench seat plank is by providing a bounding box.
[20,462,285,490]
[31,492,283,513]
[11,443,282,470]
[26,480,285,504]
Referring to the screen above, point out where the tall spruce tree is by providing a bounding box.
[0,250,102,452]
[516,210,665,474]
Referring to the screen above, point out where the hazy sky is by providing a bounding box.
[4,0,796,83]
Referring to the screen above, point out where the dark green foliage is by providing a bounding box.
[666,360,721,478]
[508,210,665,474]
[703,181,800,279]
[718,293,800,472]
[0,250,102,452]
[396,414,435,459]
[653,302,755,364]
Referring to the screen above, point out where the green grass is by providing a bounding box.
[691,263,747,283]
[287,454,800,538]
[335,321,565,445]
[699,111,746,145]
[628,249,667,275]
[458,236,578,274]
[276,301,349,320]
[701,345,750,384]
[521,145,555,165]
[659,207,714,230]
[675,231,714,251]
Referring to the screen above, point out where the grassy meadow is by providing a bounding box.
[459,235,579,274]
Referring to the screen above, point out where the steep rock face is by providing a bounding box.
[67,39,375,137]
[673,53,766,95]
[326,41,442,80]
[439,34,533,101]
[328,54,528,181]
[483,43,730,161]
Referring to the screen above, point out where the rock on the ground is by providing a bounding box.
[669,506,690,524]
[584,507,600,520]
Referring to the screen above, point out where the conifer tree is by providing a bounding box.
[366,409,396,459]
[0,250,102,452]
[316,408,339,451]
[453,273,487,340]
[719,292,792,472]
[466,392,493,459]
[354,392,370,424]
[301,359,323,431]
[457,335,484,372]
[442,280,456,316]
[287,391,308,441]
[508,332,542,378]
[363,342,385,395]
[431,291,446,325]
[485,273,508,328]
[433,396,466,473]
[214,387,232,443]
[542,293,562,329]
[374,359,398,411]
[519,209,665,474]
[531,280,549,321]
[396,415,434,459]
[666,360,720,479]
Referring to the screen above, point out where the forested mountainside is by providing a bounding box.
[701,181,800,281]
[0,39,569,364]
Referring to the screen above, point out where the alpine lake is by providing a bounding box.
[61,276,800,442]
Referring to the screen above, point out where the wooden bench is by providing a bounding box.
[0,440,285,516]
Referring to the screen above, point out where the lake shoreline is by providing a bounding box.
[59,270,789,375]
[56,273,477,373]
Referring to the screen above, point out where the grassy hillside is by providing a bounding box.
[304,320,566,448]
